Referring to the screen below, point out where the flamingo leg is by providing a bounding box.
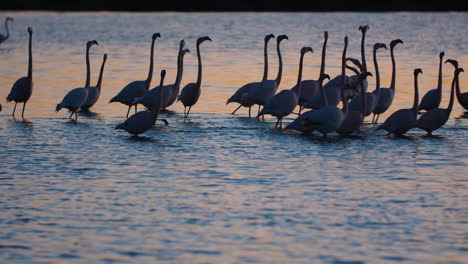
[248,106,251,118]
[12,102,17,117]
[299,105,303,115]
[257,105,261,116]
[185,106,192,120]
[231,104,242,115]
[126,106,131,118]
[183,106,187,117]
[75,112,79,121]
[158,118,169,125]
[134,105,137,114]
[275,118,280,128]
[279,118,283,129]
[69,112,74,119]
[375,114,380,124]
[21,103,26,118]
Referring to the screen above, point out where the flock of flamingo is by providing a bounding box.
[1,17,466,138]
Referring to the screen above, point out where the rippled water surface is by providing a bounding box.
[0,12,467,263]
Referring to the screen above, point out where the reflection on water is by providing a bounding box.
[0,11,467,263]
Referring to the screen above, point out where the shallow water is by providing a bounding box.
[0,12,467,263]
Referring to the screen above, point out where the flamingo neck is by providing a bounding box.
[390,47,397,91]
[455,69,462,103]
[319,36,328,77]
[27,32,32,79]
[96,58,106,90]
[5,19,10,38]
[275,41,283,86]
[412,74,419,111]
[319,80,328,107]
[437,55,443,91]
[345,63,360,76]
[373,48,381,96]
[146,37,156,88]
[360,78,367,115]
[85,45,91,87]
[361,31,367,72]
[196,44,203,88]
[295,52,306,98]
[446,71,457,113]
[262,40,269,81]
[174,47,183,88]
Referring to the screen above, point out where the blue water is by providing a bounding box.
[0,12,467,263]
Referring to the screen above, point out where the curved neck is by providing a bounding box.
[5,19,10,37]
[174,48,183,87]
[96,58,106,89]
[455,69,463,103]
[437,55,443,90]
[447,72,457,112]
[373,48,381,96]
[295,52,306,97]
[361,31,367,72]
[146,37,156,86]
[27,32,32,78]
[390,47,397,90]
[341,39,347,86]
[319,36,328,77]
[196,44,203,87]
[85,45,92,87]
[412,74,419,111]
[262,40,269,81]
[345,64,360,75]
[319,79,328,107]
[275,41,283,86]
[360,78,366,114]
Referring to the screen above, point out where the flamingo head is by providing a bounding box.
[264,34,275,43]
[359,25,370,33]
[152,33,161,40]
[456,68,464,76]
[160,69,166,81]
[103,53,107,62]
[197,36,212,46]
[7,17,14,22]
[87,40,98,48]
[277,35,288,43]
[414,68,423,76]
[439,51,445,59]
[301,47,313,55]
[320,73,330,82]
[27,27,33,34]
[390,39,403,49]
[445,59,458,69]
[374,43,387,51]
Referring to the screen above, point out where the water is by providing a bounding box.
[0,12,467,263]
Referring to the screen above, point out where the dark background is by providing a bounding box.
[1,0,466,11]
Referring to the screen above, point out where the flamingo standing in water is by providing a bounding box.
[6,27,33,119]
[417,67,463,135]
[372,39,404,123]
[162,40,189,109]
[258,47,313,128]
[115,70,168,136]
[418,52,445,112]
[245,35,288,118]
[377,69,422,136]
[0,17,14,45]
[133,49,190,112]
[81,53,108,112]
[348,43,387,118]
[178,36,212,120]
[445,59,468,111]
[290,32,327,114]
[110,33,160,118]
[226,34,275,117]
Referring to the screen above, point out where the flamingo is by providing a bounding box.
[416,67,463,135]
[377,69,422,136]
[347,43,387,117]
[258,47,313,129]
[245,35,288,118]
[178,36,212,120]
[226,34,275,117]
[337,72,373,136]
[6,27,33,119]
[418,51,445,112]
[290,32,327,114]
[372,39,404,123]
[109,32,160,118]
[163,40,188,109]
[115,70,167,136]
[81,53,108,112]
[133,49,190,112]
[445,59,468,111]
[0,17,13,45]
